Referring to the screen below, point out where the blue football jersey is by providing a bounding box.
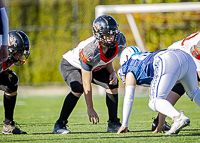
[118,49,166,86]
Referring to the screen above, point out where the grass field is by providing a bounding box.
[0,91,200,143]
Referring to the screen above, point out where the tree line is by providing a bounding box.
[7,0,200,85]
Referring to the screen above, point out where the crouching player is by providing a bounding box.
[1,30,30,134]
[152,30,200,132]
[117,46,200,135]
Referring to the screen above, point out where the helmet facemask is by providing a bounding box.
[99,29,119,48]
[93,15,120,49]
[8,30,30,66]
[9,47,30,66]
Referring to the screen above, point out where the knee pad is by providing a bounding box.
[0,71,18,93]
[8,71,19,86]
[5,85,18,94]
[70,82,84,93]
[6,71,18,93]
[171,83,185,97]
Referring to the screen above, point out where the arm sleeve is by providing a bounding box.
[122,85,135,127]
[0,7,9,45]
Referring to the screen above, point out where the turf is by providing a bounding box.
[0,91,200,143]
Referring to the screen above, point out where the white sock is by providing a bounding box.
[122,85,135,127]
[155,98,180,119]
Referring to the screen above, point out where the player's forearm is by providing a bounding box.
[83,81,93,108]
[122,85,135,127]
[81,68,93,108]
[84,89,93,109]
[106,62,115,73]
[1,7,9,45]
[0,0,5,8]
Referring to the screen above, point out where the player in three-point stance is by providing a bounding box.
[151,31,200,133]
[1,30,31,134]
[117,46,200,135]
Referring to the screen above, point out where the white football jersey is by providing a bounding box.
[63,33,126,71]
[168,31,200,71]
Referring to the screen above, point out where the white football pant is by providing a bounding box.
[148,49,200,119]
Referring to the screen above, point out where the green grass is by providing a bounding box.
[0,92,200,143]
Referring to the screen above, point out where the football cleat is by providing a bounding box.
[152,117,171,131]
[107,118,122,132]
[2,121,27,135]
[53,120,71,134]
[165,111,190,135]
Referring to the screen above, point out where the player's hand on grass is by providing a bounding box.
[87,108,99,124]
[109,72,117,85]
[152,125,165,133]
[117,126,128,134]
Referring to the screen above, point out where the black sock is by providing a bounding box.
[106,93,118,121]
[3,93,17,124]
[57,92,79,124]
[155,114,159,122]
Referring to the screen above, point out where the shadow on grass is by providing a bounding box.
[1,129,200,143]
[16,131,200,142]
[31,130,151,135]
[31,128,200,135]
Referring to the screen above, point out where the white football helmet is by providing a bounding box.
[119,46,142,66]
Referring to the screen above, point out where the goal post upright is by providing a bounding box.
[95,2,200,51]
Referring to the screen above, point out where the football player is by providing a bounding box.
[53,15,126,134]
[1,30,30,134]
[0,0,9,62]
[152,30,200,133]
[117,47,200,135]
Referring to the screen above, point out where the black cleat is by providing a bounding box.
[53,120,71,134]
[107,118,122,132]
[2,121,27,135]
